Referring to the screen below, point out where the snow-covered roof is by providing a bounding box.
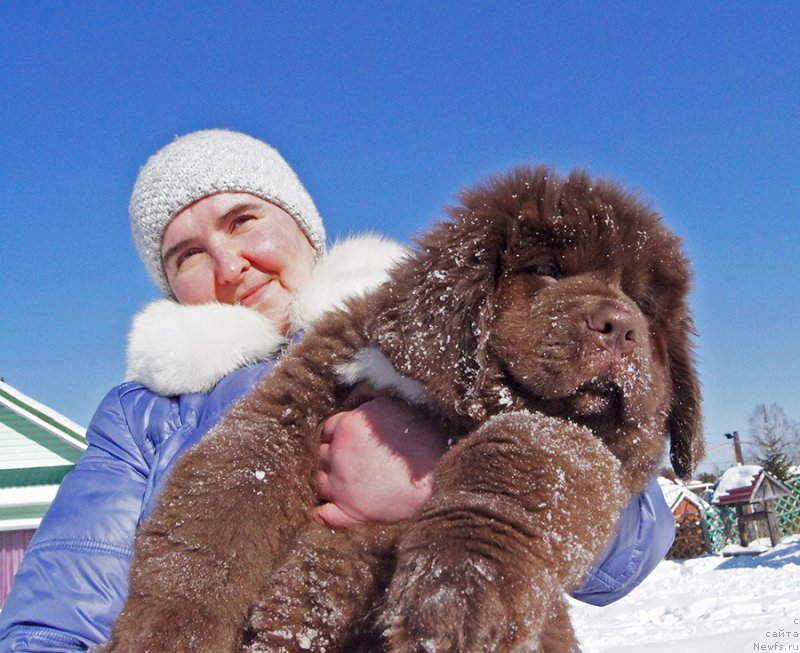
[658,476,711,512]
[711,465,791,506]
[711,465,763,504]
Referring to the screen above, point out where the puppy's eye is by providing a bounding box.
[635,293,658,319]
[525,262,562,278]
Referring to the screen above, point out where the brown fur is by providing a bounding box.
[107,166,702,652]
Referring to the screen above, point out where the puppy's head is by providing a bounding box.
[376,166,703,479]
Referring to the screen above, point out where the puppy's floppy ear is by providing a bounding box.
[667,318,704,479]
[370,199,512,421]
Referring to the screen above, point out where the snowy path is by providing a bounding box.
[569,536,800,652]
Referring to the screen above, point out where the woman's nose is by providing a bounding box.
[214,249,250,285]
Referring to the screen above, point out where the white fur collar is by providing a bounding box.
[125,234,408,396]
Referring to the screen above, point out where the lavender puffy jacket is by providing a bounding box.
[0,358,674,652]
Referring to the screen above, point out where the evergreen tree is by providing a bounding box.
[748,404,798,480]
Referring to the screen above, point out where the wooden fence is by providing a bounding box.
[667,477,800,559]
[667,513,707,559]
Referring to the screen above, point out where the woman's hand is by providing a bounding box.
[312,397,448,528]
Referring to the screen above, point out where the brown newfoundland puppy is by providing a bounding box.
[107,166,702,652]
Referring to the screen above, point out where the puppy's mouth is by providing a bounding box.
[524,378,626,427]
[568,379,623,419]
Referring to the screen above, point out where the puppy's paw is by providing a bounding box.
[108,607,241,653]
[244,603,335,653]
[382,549,545,653]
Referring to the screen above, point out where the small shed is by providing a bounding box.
[658,477,713,558]
[660,477,711,516]
[0,379,86,605]
[711,465,792,547]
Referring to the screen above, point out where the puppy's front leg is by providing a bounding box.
[105,318,369,652]
[106,404,320,652]
[382,411,629,653]
[243,522,398,653]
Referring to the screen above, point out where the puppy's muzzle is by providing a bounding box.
[586,302,645,359]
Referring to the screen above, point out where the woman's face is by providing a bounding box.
[161,192,317,334]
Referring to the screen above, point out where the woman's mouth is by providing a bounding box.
[236,279,274,307]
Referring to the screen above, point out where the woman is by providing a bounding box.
[0,129,675,652]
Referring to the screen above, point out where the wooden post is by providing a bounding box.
[765,503,782,546]
[700,509,712,554]
[735,503,749,546]
[725,431,744,465]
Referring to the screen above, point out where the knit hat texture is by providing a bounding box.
[130,129,326,295]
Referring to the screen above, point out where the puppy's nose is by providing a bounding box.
[587,304,640,357]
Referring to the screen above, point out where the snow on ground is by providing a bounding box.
[569,535,800,652]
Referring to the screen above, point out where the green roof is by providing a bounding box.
[0,404,83,465]
[0,383,86,446]
[0,504,49,522]
[0,465,74,489]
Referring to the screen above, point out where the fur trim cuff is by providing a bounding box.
[290,233,407,328]
[126,301,284,396]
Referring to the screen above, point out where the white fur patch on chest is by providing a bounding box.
[336,347,436,408]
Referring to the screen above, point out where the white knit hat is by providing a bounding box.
[130,129,326,295]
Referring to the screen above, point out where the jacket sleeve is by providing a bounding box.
[570,477,675,606]
[0,386,152,652]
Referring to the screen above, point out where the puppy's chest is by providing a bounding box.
[335,346,430,404]
[337,346,525,416]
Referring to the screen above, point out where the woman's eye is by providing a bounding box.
[176,247,202,268]
[231,214,256,230]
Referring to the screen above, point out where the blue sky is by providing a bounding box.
[2,2,798,474]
